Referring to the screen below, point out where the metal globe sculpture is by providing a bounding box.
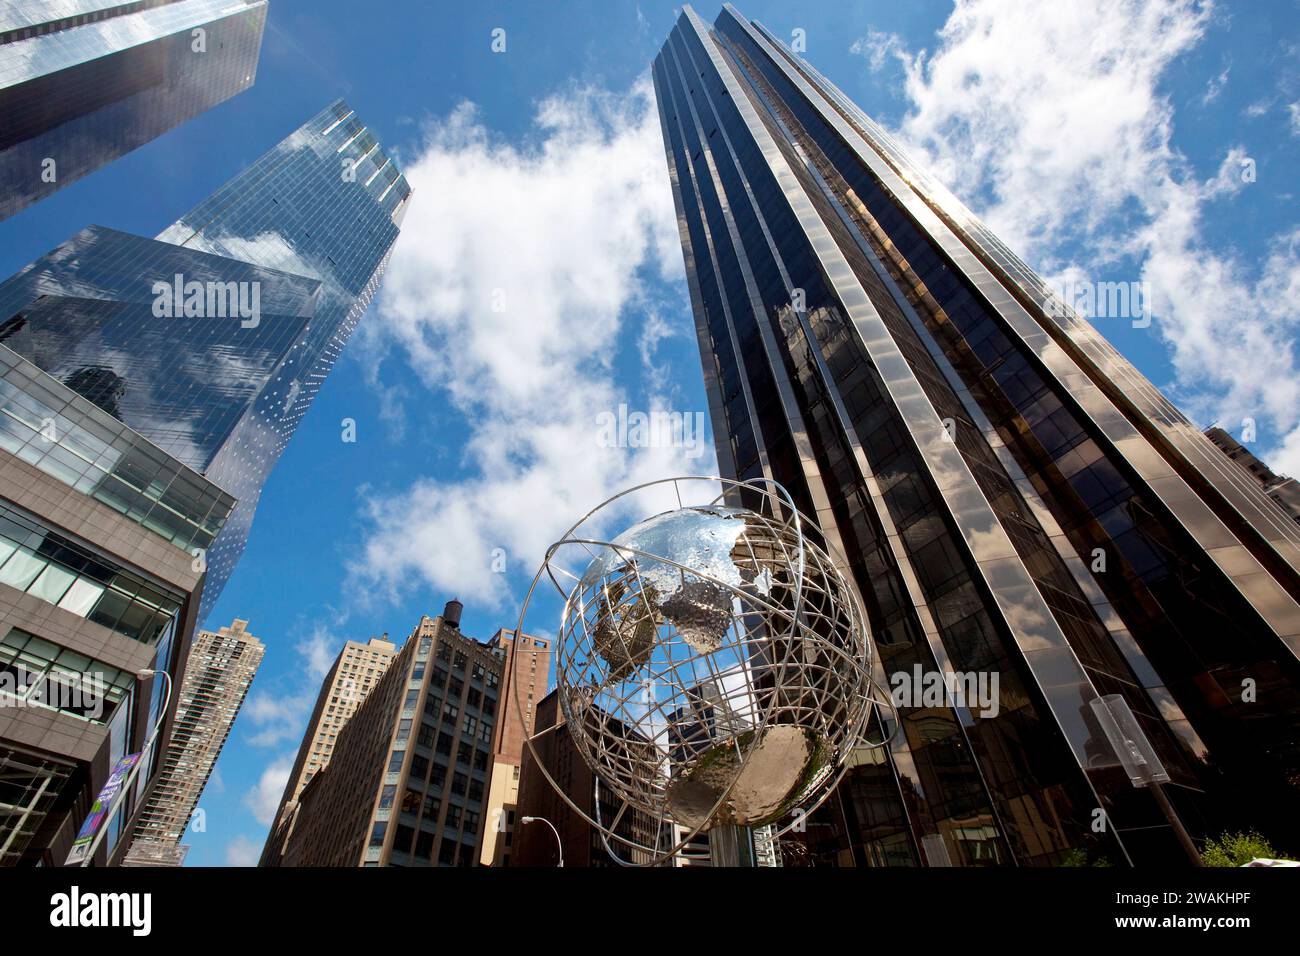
[513,476,894,865]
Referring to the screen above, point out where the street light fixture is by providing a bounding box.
[521,816,563,868]
[1090,694,1202,866]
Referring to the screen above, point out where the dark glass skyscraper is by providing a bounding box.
[0,0,268,220]
[654,5,1300,866]
[0,101,412,623]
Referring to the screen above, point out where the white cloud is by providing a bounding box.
[1202,145,1252,199]
[851,29,908,73]
[350,78,713,606]
[241,621,344,748]
[223,835,261,867]
[206,767,225,797]
[1201,64,1230,105]
[242,687,310,748]
[243,753,294,827]
[296,623,338,683]
[860,0,1300,473]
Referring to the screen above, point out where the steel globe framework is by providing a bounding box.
[512,476,895,865]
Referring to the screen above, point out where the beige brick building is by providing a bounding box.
[277,602,507,867]
[258,634,397,865]
[122,618,263,866]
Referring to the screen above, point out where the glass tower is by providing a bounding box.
[0,101,412,623]
[0,0,268,220]
[653,4,1300,866]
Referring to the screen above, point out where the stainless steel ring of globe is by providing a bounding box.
[512,476,899,866]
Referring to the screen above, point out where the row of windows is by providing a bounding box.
[0,626,134,724]
[0,505,182,645]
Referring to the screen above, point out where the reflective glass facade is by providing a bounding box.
[0,503,185,647]
[654,4,1300,866]
[0,345,235,554]
[0,0,268,220]
[0,102,410,623]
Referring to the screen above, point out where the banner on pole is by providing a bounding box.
[64,753,140,865]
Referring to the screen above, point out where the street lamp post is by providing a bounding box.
[79,667,173,866]
[1090,694,1202,867]
[521,815,563,868]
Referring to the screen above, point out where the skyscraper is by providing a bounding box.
[278,603,504,867]
[0,100,412,622]
[0,345,233,866]
[480,627,551,866]
[1205,427,1300,525]
[653,5,1300,866]
[259,634,397,866]
[0,0,268,220]
[122,617,263,866]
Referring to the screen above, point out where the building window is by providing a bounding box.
[401,789,421,815]
[0,627,133,723]
[410,754,429,781]
[438,840,456,865]
[0,744,74,866]
[0,507,182,646]
[393,824,415,854]
[369,822,387,848]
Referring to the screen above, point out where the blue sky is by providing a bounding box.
[0,0,1296,866]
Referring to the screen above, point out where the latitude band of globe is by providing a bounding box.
[510,476,897,867]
